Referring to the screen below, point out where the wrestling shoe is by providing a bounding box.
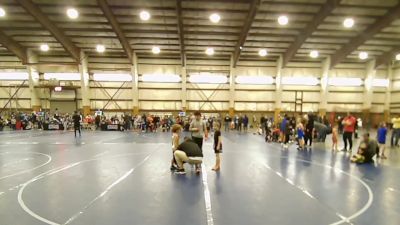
[170,165,178,172]
[174,169,186,175]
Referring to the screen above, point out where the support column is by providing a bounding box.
[229,55,235,117]
[384,63,393,122]
[319,56,330,117]
[181,66,187,112]
[274,55,283,124]
[363,59,376,126]
[79,51,90,116]
[131,52,139,115]
[26,50,41,112]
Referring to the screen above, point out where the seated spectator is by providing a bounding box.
[174,137,203,174]
[272,126,280,142]
[253,125,263,136]
[351,133,378,164]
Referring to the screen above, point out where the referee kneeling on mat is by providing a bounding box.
[174,137,203,175]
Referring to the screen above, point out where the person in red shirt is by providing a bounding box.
[341,112,356,152]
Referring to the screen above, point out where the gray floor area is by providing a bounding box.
[0,130,399,225]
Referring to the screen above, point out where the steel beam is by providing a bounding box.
[16,0,81,62]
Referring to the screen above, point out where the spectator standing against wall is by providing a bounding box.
[238,114,243,132]
[72,111,82,138]
[304,113,315,148]
[243,115,249,132]
[260,115,266,134]
[224,114,231,132]
[252,115,257,129]
[234,115,239,130]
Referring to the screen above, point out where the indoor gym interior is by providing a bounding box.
[0,0,400,225]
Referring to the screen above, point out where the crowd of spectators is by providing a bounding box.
[1,108,399,165]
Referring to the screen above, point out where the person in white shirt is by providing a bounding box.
[190,111,208,150]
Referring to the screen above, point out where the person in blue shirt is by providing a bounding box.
[377,122,388,159]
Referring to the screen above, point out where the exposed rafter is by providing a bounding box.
[375,47,400,68]
[232,0,260,67]
[16,0,81,62]
[282,0,341,67]
[97,0,133,62]
[0,30,27,64]
[176,0,186,66]
[330,3,400,68]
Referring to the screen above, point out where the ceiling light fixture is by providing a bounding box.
[396,53,400,61]
[0,7,6,17]
[96,44,105,53]
[205,47,214,56]
[310,50,319,58]
[66,8,79,19]
[258,49,267,57]
[359,52,368,60]
[278,15,289,26]
[209,13,221,23]
[152,46,160,54]
[343,18,354,28]
[140,10,151,21]
[40,44,49,52]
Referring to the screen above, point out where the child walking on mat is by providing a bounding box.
[377,122,388,159]
[297,120,305,151]
[212,122,222,171]
[332,124,339,151]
